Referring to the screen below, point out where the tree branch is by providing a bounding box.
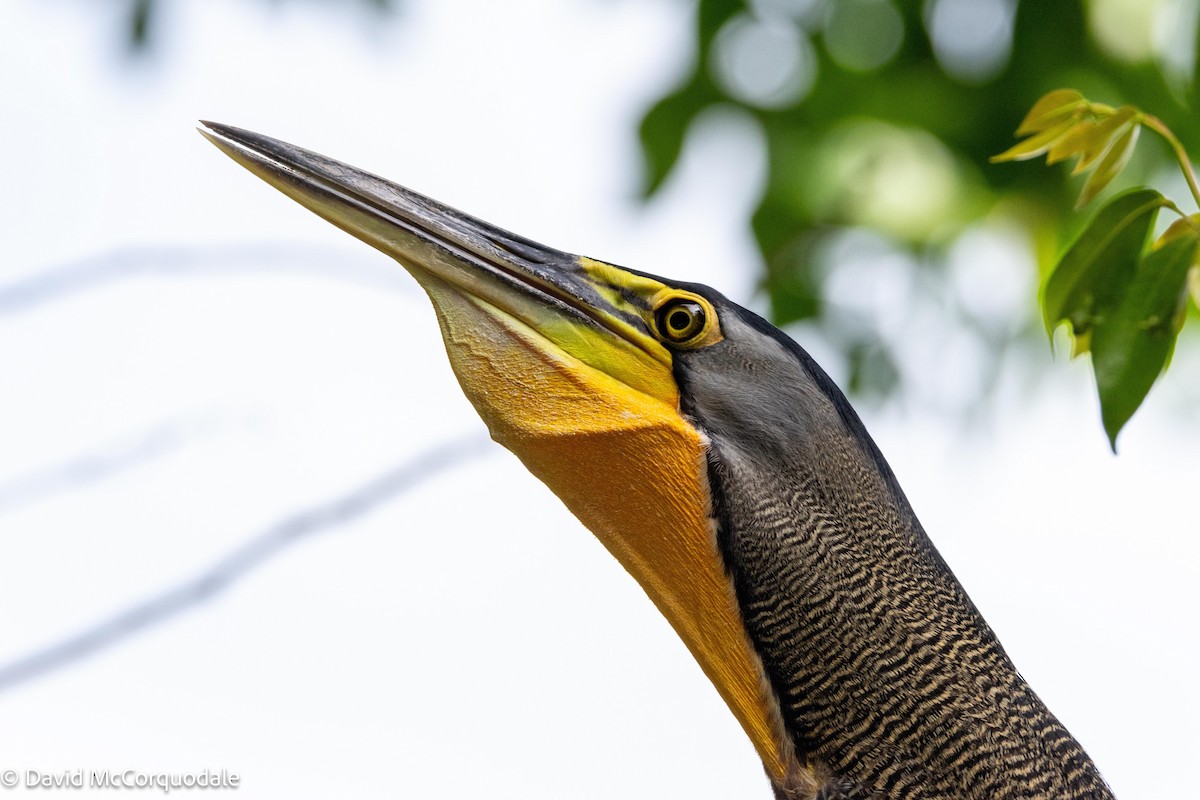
[0,436,488,692]
[0,241,415,318]
[0,411,247,517]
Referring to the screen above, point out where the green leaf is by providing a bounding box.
[1076,124,1139,207]
[754,198,823,326]
[128,0,153,49]
[637,84,704,198]
[698,0,742,44]
[1042,188,1168,341]
[1015,89,1085,135]
[1092,233,1198,449]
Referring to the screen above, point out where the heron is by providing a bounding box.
[200,122,1114,799]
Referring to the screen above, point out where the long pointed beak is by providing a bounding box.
[199,123,789,777]
[198,121,672,401]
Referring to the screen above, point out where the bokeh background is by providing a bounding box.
[2,1,1197,797]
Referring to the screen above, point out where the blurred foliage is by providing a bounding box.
[639,0,1200,431]
[109,0,1200,438]
[121,0,396,51]
[995,90,1200,446]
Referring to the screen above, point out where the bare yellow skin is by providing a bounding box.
[415,266,790,777]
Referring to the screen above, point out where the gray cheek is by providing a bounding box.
[679,329,844,469]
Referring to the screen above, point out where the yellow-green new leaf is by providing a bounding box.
[1156,214,1200,248]
[1092,233,1198,448]
[1046,118,1099,165]
[1070,329,1092,358]
[1042,188,1167,342]
[1072,107,1138,175]
[1077,125,1139,207]
[1016,89,1085,135]
[991,117,1078,163]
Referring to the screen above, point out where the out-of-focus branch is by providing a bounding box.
[0,241,414,318]
[0,436,488,692]
[0,411,250,516]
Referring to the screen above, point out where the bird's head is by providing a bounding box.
[199,123,895,788]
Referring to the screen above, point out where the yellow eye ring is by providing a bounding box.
[651,292,720,347]
[656,298,706,342]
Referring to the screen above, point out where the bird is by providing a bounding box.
[200,122,1115,800]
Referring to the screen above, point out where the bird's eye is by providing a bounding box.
[655,298,707,343]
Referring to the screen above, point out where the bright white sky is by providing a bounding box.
[1,1,1197,798]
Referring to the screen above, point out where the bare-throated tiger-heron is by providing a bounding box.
[201,122,1114,800]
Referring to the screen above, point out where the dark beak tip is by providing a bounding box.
[197,122,272,153]
[197,121,242,150]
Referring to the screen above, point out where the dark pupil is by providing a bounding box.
[657,299,705,342]
[669,309,692,331]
